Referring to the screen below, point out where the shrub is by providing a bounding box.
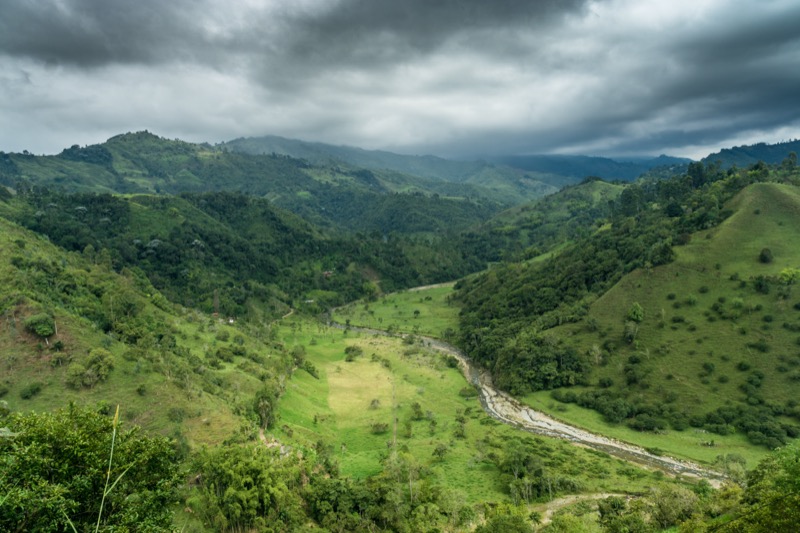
[458,386,479,398]
[19,382,43,399]
[24,313,55,338]
[598,377,614,388]
[168,407,186,423]
[759,248,773,264]
[370,422,389,434]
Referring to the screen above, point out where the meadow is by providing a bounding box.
[274,315,684,506]
[333,282,460,338]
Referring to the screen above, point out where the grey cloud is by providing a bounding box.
[0,0,206,66]
[277,0,587,65]
[0,0,798,159]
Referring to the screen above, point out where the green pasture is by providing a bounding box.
[275,317,689,505]
[333,283,460,338]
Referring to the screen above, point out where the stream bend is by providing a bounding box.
[333,322,726,485]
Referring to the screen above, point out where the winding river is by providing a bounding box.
[334,322,726,485]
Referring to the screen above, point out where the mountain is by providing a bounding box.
[703,139,800,169]
[490,153,692,186]
[222,134,560,204]
[455,161,800,449]
[1,131,519,233]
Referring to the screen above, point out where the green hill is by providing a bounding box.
[1,131,512,234]
[0,213,292,447]
[4,189,501,320]
[703,139,800,169]
[455,162,800,450]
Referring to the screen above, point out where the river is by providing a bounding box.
[334,322,726,485]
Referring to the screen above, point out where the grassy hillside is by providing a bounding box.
[0,214,293,448]
[537,183,800,444]
[455,162,800,459]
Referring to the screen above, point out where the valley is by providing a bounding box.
[1,134,800,531]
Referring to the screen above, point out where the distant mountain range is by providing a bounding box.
[488,153,692,183]
[220,136,692,187]
[703,139,800,168]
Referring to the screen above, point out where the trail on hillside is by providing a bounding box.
[333,322,726,485]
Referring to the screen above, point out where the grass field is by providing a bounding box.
[274,316,690,506]
[333,283,460,338]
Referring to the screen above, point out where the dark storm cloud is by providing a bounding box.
[274,0,587,68]
[0,0,798,158]
[0,0,208,66]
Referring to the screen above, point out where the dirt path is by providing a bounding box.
[535,493,628,525]
[407,281,456,292]
[334,322,726,486]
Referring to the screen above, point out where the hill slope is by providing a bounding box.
[0,213,291,447]
[455,162,800,450]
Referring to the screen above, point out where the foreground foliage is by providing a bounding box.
[0,405,180,531]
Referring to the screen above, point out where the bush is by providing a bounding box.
[759,248,773,263]
[19,382,43,399]
[598,377,614,388]
[0,406,179,531]
[370,422,389,434]
[458,386,479,398]
[24,313,55,338]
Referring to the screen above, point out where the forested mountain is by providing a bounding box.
[473,178,625,262]
[222,134,558,197]
[2,189,497,320]
[703,139,800,169]
[490,154,692,187]
[0,131,529,233]
[456,159,800,449]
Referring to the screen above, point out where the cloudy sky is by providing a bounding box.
[1,0,798,159]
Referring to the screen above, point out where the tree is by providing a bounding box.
[627,302,644,323]
[0,404,179,531]
[433,443,449,461]
[721,443,800,531]
[476,510,533,533]
[23,312,55,339]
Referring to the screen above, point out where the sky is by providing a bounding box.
[1,0,799,160]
